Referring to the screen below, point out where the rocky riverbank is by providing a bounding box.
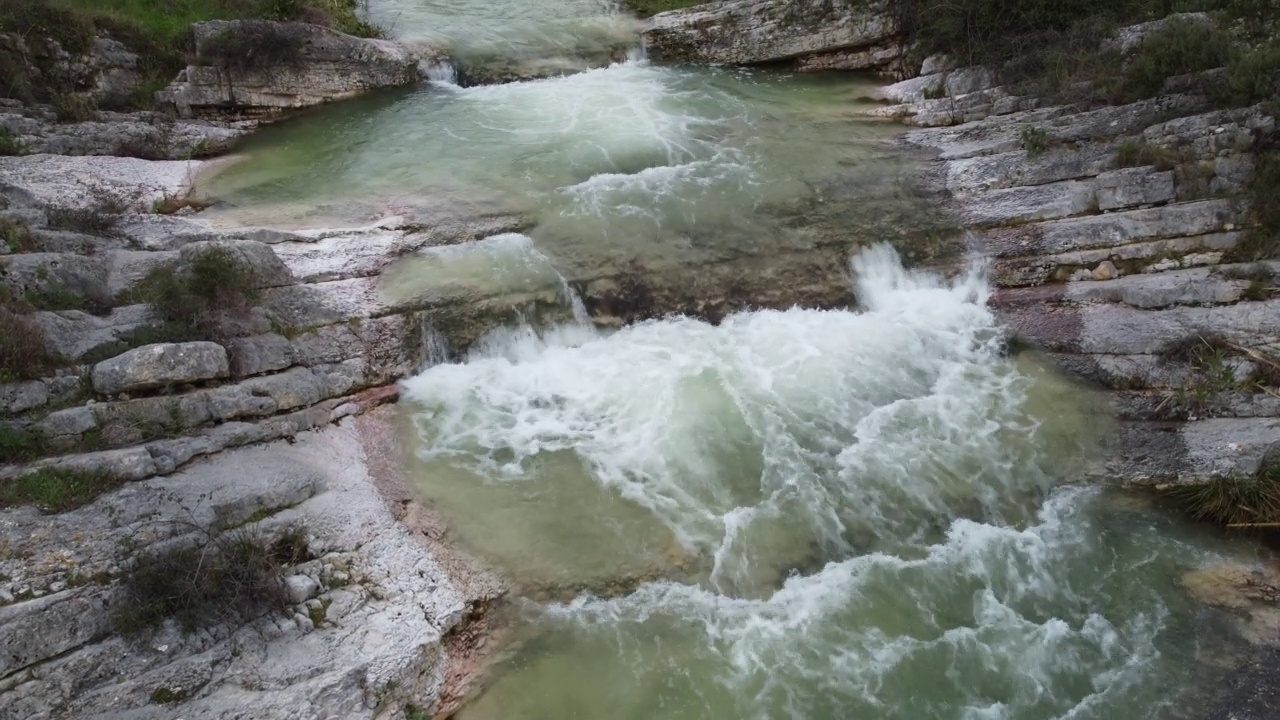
[872,46,1280,490]
[2,0,1279,717]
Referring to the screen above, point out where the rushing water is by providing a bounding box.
[193,0,1274,714]
[198,56,940,291]
[402,247,1266,719]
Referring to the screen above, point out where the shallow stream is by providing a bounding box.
[195,2,1276,717]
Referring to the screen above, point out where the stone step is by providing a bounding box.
[1101,417,1280,485]
[994,262,1278,310]
[984,198,1246,258]
[993,231,1241,287]
[998,296,1280,354]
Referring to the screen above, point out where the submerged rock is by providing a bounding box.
[159,20,433,120]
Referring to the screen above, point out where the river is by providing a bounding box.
[195,1,1275,717]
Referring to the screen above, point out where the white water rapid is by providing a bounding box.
[402,246,1253,719]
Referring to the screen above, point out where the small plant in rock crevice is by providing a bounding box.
[1020,125,1051,159]
[1167,464,1280,527]
[0,216,36,252]
[0,299,59,382]
[128,246,263,341]
[111,521,310,635]
[0,466,121,512]
[1114,139,1184,171]
[0,128,25,156]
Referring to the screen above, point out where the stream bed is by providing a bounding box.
[194,1,1278,717]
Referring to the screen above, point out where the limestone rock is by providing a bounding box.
[283,574,320,604]
[641,0,898,68]
[33,304,156,362]
[92,342,229,395]
[179,239,295,289]
[1095,167,1175,211]
[0,154,206,213]
[40,406,98,437]
[226,333,295,378]
[159,21,428,119]
[0,381,48,414]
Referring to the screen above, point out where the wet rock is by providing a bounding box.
[641,0,898,68]
[91,342,229,395]
[160,21,429,120]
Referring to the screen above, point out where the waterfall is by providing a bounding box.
[418,316,452,370]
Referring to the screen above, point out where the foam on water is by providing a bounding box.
[406,246,1250,719]
[406,246,1034,582]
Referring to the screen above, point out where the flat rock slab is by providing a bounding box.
[1106,418,1280,485]
[92,342,230,395]
[0,155,205,210]
[642,0,896,65]
[0,422,466,719]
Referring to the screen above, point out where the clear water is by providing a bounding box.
[192,0,1271,713]
[197,58,936,290]
[401,247,1266,719]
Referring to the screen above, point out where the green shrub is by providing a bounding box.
[45,206,120,237]
[1114,139,1183,170]
[1229,135,1280,261]
[0,217,36,252]
[1020,125,1050,158]
[1167,464,1280,526]
[112,524,303,634]
[0,424,48,465]
[0,467,119,512]
[0,129,25,157]
[619,0,703,17]
[1122,17,1237,100]
[0,0,96,55]
[53,93,99,123]
[23,282,92,312]
[1222,40,1280,106]
[0,305,57,382]
[198,22,307,74]
[131,246,262,339]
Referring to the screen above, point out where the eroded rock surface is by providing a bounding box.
[0,421,472,719]
[877,30,1280,486]
[91,342,230,395]
[159,21,433,119]
[641,0,902,72]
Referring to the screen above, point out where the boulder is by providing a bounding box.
[159,21,429,119]
[641,0,898,68]
[91,342,229,395]
[178,239,295,289]
[0,381,48,414]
